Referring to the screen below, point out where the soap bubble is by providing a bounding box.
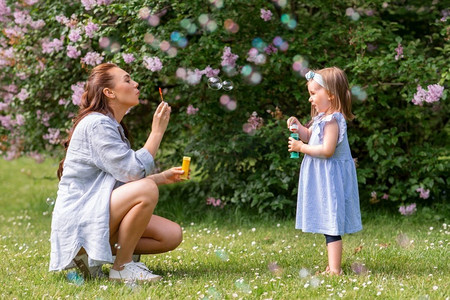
[170,31,181,42]
[241,65,253,77]
[351,262,368,275]
[67,271,84,285]
[215,249,229,261]
[268,262,283,276]
[46,197,55,206]
[114,243,121,250]
[234,278,251,293]
[220,94,230,106]
[226,100,237,111]
[351,85,368,101]
[99,37,111,48]
[206,287,222,299]
[396,233,411,248]
[309,277,320,288]
[148,15,160,26]
[222,80,234,91]
[208,77,222,90]
[299,267,310,278]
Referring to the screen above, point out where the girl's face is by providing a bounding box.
[109,67,140,108]
[307,80,331,114]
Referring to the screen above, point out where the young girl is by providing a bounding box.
[287,67,362,275]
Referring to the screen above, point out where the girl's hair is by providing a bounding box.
[57,63,129,180]
[308,66,354,122]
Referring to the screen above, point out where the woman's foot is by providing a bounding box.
[109,261,162,283]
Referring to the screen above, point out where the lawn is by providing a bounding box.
[0,158,448,299]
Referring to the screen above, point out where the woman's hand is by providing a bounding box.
[287,116,300,132]
[152,101,171,135]
[155,167,188,185]
[288,136,304,153]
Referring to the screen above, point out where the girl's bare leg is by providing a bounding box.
[327,240,343,275]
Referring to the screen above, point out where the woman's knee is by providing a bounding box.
[136,178,159,207]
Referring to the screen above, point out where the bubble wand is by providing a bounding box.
[159,87,164,102]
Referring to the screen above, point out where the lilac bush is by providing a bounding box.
[0,0,448,214]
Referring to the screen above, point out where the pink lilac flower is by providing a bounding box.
[84,22,99,38]
[412,84,444,105]
[0,102,8,111]
[68,28,81,42]
[40,111,53,127]
[58,98,68,105]
[0,115,13,130]
[264,44,278,55]
[143,56,163,72]
[0,0,11,22]
[13,10,31,26]
[382,193,389,200]
[0,47,15,66]
[15,114,25,126]
[260,8,272,21]
[221,46,238,68]
[28,151,44,163]
[122,53,135,64]
[43,128,61,145]
[412,85,427,105]
[416,187,430,199]
[81,0,97,10]
[71,81,85,105]
[42,37,64,54]
[247,111,263,129]
[186,104,199,115]
[4,25,27,40]
[67,45,81,59]
[4,84,17,93]
[81,51,104,66]
[55,15,69,25]
[399,203,416,216]
[206,197,225,208]
[16,88,29,101]
[425,84,444,103]
[441,9,449,22]
[30,19,45,29]
[395,43,403,60]
[17,72,28,80]
[203,65,220,78]
[24,0,39,4]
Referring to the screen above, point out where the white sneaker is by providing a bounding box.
[109,261,162,283]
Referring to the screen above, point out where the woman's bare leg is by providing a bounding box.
[109,177,159,270]
[136,215,182,254]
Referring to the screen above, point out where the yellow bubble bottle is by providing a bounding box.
[181,156,191,180]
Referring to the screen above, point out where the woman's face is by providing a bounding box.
[108,67,140,108]
[307,80,331,114]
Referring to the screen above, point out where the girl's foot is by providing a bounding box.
[318,266,343,276]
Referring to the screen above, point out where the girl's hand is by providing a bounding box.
[287,116,300,132]
[152,101,171,135]
[288,137,304,153]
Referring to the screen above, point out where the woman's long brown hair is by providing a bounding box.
[57,63,128,180]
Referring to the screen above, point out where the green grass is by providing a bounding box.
[0,158,449,299]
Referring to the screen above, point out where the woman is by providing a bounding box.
[49,63,184,282]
